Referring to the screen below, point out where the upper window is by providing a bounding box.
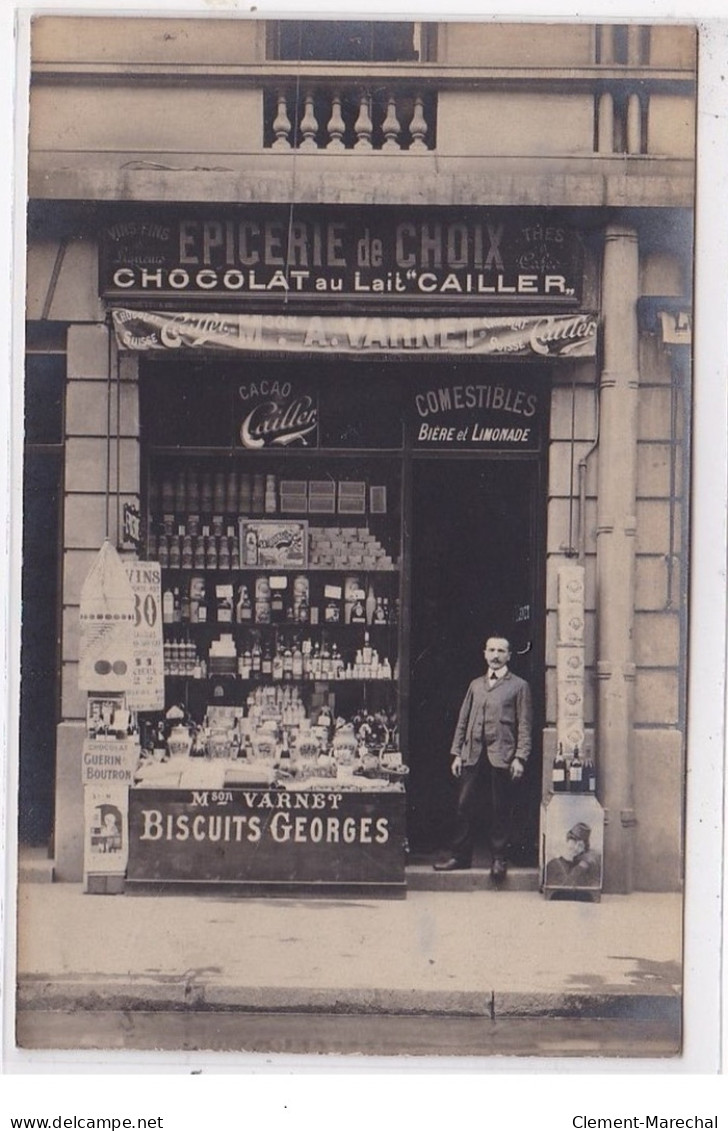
[268,21,436,63]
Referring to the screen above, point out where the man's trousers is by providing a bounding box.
[449,758,518,865]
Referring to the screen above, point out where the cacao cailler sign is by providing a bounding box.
[237,378,318,449]
[99,206,585,304]
[409,377,548,451]
[126,788,407,885]
[112,309,598,359]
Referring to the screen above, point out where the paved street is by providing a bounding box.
[14,881,682,1059]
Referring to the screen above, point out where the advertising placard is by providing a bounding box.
[123,561,165,712]
[237,377,319,449]
[127,788,407,886]
[78,540,136,692]
[81,737,140,787]
[541,794,604,899]
[83,784,131,881]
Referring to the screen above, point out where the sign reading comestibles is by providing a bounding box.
[127,788,406,886]
[99,207,585,304]
[408,376,548,450]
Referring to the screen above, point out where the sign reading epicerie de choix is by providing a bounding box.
[99,207,584,304]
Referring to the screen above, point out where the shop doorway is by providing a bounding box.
[407,457,544,865]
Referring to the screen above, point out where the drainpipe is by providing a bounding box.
[596,223,639,894]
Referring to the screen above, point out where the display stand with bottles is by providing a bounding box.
[126,459,407,891]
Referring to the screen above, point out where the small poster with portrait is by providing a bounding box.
[83,785,130,887]
[541,793,604,900]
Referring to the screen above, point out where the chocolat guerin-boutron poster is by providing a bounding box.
[7,4,725,1081]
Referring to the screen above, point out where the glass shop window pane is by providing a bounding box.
[25,355,65,445]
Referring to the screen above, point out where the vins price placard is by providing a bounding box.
[124,561,165,712]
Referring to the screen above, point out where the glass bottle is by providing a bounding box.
[174,470,186,514]
[568,746,583,792]
[226,469,238,515]
[365,585,376,625]
[265,474,277,514]
[213,472,226,513]
[350,597,366,624]
[373,597,387,625]
[292,638,303,680]
[200,471,213,514]
[169,537,181,570]
[272,640,284,682]
[252,474,265,514]
[238,473,252,515]
[271,587,284,622]
[236,584,253,623]
[251,636,262,679]
[552,745,566,793]
[181,535,194,570]
[187,467,200,513]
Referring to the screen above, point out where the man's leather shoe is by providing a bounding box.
[490,857,508,882]
[433,857,471,872]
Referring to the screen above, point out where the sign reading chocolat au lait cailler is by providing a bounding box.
[100,206,585,304]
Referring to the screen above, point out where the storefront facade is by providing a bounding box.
[22,18,695,893]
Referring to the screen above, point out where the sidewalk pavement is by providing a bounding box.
[14,877,682,1023]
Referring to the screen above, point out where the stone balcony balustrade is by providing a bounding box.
[264,86,436,152]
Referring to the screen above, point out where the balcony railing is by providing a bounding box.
[263,86,437,151]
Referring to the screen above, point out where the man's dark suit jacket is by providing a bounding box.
[450,670,532,769]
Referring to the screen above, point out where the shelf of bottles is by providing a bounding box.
[550,743,596,795]
[143,460,403,777]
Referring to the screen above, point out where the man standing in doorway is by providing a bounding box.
[434,636,532,882]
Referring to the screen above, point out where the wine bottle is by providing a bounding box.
[226,470,238,515]
[552,744,566,793]
[568,746,583,792]
[264,474,277,514]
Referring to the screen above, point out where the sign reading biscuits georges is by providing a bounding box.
[127,788,407,885]
[100,206,585,305]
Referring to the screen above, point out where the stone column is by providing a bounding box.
[596,224,640,893]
